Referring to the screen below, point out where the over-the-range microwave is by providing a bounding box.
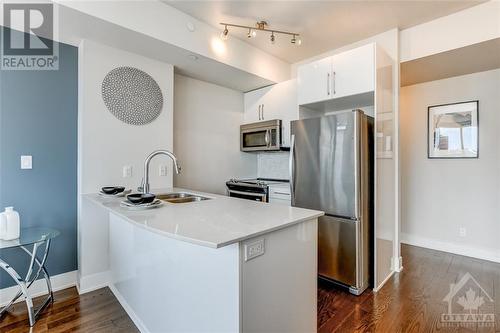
[240,119,283,152]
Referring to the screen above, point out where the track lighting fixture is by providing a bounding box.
[219,21,300,46]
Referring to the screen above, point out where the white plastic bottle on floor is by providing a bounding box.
[3,207,20,240]
[0,211,7,240]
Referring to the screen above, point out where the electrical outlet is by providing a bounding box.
[122,165,132,178]
[159,165,167,176]
[459,227,466,237]
[244,239,265,261]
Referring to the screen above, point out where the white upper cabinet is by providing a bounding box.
[297,43,375,106]
[297,57,333,105]
[244,79,298,147]
[332,43,375,99]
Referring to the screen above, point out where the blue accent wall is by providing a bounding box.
[0,28,77,288]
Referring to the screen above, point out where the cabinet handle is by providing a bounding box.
[333,71,336,95]
[327,73,330,96]
[262,104,264,120]
[258,105,261,120]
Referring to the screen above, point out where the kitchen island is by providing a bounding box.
[78,188,323,333]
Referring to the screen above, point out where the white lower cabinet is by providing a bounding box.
[269,183,291,206]
[244,79,298,147]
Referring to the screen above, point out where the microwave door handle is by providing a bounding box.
[289,134,295,206]
[265,129,270,147]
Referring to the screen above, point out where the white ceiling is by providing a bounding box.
[165,0,485,63]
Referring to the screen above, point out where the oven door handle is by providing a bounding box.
[227,189,267,201]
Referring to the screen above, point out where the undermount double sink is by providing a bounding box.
[157,192,211,204]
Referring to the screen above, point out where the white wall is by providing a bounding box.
[400,1,500,62]
[78,40,174,288]
[173,75,257,194]
[400,68,500,262]
[78,40,174,193]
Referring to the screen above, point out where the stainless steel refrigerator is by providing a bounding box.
[290,110,373,295]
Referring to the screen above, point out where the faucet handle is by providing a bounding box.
[138,178,145,193]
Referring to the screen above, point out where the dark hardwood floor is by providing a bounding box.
[319,244,500,332]
[0,287,138,333]
[1,244,499,332]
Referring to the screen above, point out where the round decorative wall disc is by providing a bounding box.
[101,66,163,125]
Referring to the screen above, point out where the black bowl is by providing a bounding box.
[102,186,125,194]
[127,193,156,204]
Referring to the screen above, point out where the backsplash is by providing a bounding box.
[257,152,290,180]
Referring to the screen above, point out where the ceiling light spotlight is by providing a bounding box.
[291,34,297,44]
[270,32,275,44]
[247,28,256,38]
[220,25,229,41]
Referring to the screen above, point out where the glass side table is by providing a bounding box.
[0,227,59,327]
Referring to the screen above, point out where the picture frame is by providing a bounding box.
[427,100,479,159]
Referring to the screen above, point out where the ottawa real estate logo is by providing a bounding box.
[1,1,59,70]
[441,272,495,328]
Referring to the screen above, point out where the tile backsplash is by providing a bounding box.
[257,152,290,180]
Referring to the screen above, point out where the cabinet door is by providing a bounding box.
[297,57,333,105]
[243,86,271,123]
[332,44,374,99]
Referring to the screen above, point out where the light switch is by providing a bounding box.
[21,155,32,169]
[122,165,132,178]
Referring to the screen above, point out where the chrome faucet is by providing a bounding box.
[140,150,181,194]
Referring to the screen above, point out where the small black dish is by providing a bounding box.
[127,193,156,204]
[102,186,125,195]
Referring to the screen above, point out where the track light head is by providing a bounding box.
[220,25,229,41]
[291,34,301,46]
[247,28,256,38]
[270,32,275,44]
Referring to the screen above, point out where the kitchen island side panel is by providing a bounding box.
[109,213,240,333]
[240,219,318,333]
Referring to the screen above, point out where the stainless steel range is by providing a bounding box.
[226,178,288,203]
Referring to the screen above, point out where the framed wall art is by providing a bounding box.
[428,100,479,159]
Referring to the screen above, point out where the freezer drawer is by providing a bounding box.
[318,215,357,287]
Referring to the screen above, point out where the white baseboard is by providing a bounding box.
[373,269,395,293]
[401,233,500,263]
[0,270,77,307]
[108,283,148,333]
[76,270,110,294]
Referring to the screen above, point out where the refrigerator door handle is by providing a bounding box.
[289,134,296,206]
[354,111,361,220]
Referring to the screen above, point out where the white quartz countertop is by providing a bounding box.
[84,188,324,249]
